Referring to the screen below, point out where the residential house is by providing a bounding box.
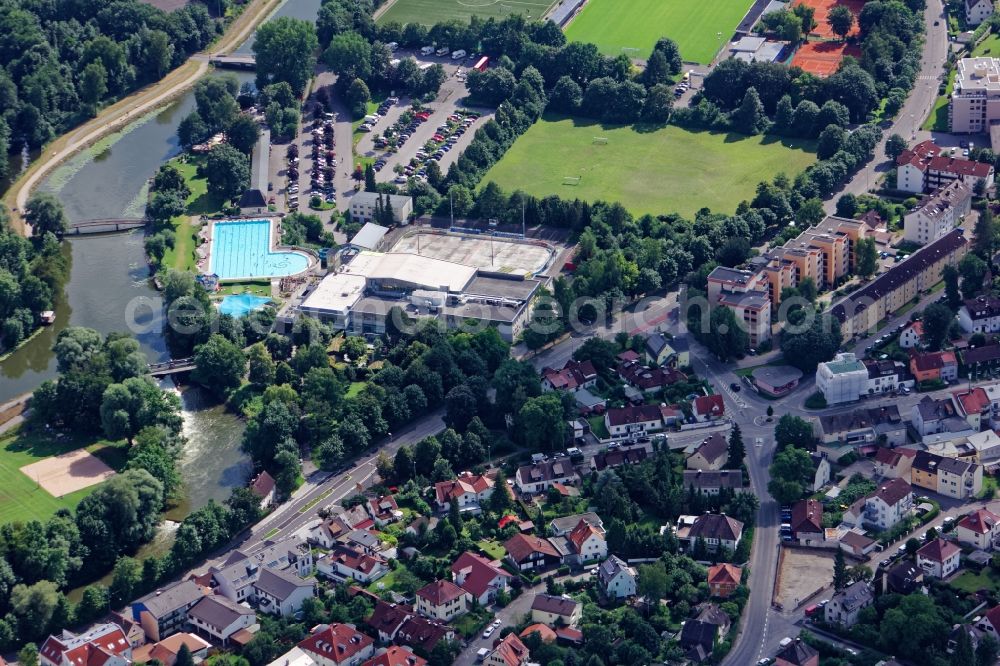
[899,320,924,349]
[514,460,580,495]
[297,623,374,666]
[873,447,916,479]
[910,351,959,384]
[206,536,314,604]
[519,624,557,644]
[110,612,146,649]
[591,446,648,471]
[775,638,820,666]
[843,478,913,531]
[687,514,744,553]
[916,538,962,578]
[911,450,984,498]
[133,634,211,666]
[414,580,470,622]
[339,529,394,559]
[394,616,454,654]
[503,534,561,571]
[790,499,824,545]
[682,470,743,495]
[810,452,831,491]
[253,568,315,617]
[250,471,276,509]
[679,603,731,663]
[976,606,1000,642]
[451,552,511,606]
[604,404,666,438]
[433,472,495,513]
[562,518,607,564]
[617,357,687,394]
[693,395,725,422]
[404,516,438,537]
[549,512,603,536]
[541,360,598,393]
[967,0,995,26]
[316,545,389,584]
[957,508,1000,550]
[186,595,256,646]
[484,634,530,666]
[824,581,874,628]
[707,564,742,598]
[365,496,401,527]
[132,580,207,642]
[360,646,426,666]
[818,405,907,449]
[959,295,1000,333]
[881,561,925,595]
[839,531,878,557]
[597,555,637,600]
[953,387,992,429]
[40,624,132,666]
[903,180,973,245]
[366,601,414,643]
[963,344,1000,379]
[911,396,965,436]
[831,229,968,341]
[862,357,913,396]
[310,515,355,549]
[530,594,582,627]
[645,333,688,367]
[686,433,729,471]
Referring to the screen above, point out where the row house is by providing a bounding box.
[910,350,958,384]
[962,344,1000,379]
[40,624,132,666]
[604,404,670,439]
[818,405,907,450]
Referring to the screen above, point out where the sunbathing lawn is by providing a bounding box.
[483,115,816,218]
[0,429,126,523]
[564,0,753,63]
[161,156,223,272]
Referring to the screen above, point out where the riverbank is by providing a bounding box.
[2,0,286,235]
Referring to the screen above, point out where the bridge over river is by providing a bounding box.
[66,218,147,235]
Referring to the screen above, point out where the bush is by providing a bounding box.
[804,391,827,409]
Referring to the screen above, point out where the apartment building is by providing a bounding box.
[349,192,413,225]
[830,229,969,340]
[896,139,994,193]
[903,180,973,245]
[816,353,869,405]
[951,57,1000,133]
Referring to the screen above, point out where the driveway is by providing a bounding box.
[452,582,541,666]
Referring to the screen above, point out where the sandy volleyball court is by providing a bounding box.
[20,449,116,497]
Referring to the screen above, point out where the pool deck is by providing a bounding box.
[203,217,316,281]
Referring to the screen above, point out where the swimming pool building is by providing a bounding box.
[299,250,543,341]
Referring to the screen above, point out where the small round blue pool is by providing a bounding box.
[211,219,309,279]
[219,293,272,318]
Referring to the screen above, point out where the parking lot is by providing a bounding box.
[354,50,495,185]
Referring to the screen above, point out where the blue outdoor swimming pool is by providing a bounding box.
[211,219,309,279]
[219,293,272,318]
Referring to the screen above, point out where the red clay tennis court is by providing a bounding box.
[791,41,862,77]
[793,0,865,38]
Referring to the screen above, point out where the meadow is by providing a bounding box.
[563,0,753,63]
[377,0,557,25]
[482,115,816,218]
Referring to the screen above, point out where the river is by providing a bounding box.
[0,0,321,515]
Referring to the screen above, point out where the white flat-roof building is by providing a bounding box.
[349,192,413,225]
[951,57,1000,133]
[817,353,869,405]
[350,223,389,251]
[300,251,541,341]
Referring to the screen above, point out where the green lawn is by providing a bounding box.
[483,115,816,218]
[951,568,1000,595]
[161,156,223,272]
[346,382,366,399]
[564,0,752,63]
[0,429,127,523]
[377,0,557,26]
[588,414,609,439]
[922,68,955,132]
[478,539,506,560]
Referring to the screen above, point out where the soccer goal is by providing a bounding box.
[621,47,640,57]
[562,176,582,186]
[593,137,608,145]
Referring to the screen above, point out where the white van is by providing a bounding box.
[364,114,379,123]
[451,49,467,60]
[421,46,435,56]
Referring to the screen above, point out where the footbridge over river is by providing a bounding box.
[67,218,147,235]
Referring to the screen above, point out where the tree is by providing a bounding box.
[247,343,276,387]
[774,414,815,449]
[704,306,749,361]
[796,198,826,226]
[944,264,962,310]
[18,643,38,666]
[921,302,954,351]
[974,204,996,259]
[206,144,250,201]
[653,37,683,74]
[193,334,247,395]
[175,645,195,666]
[226,114,260,155]
[178,112,210,148]
[254,17,319,96]
[733,87,769,135]
[828,5,855,39]
[100,377,182,444]
[816,124,845,159]
[977,636,999,666]
[642,50,672,87]
[24,194,67,236]
[855,237,878,278]
[833,548,848,590]
[517,394,566,452]
[10,581,60,640]
[727,424,745,469]
[109,556,142,607]
[548,76,583,113]
[345,78,371,119]
[885,133,908,160]
[767,446,814,503]
[781,311,841,373]
[80,62,108,112]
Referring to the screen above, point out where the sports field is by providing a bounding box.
[482,115,816,218]
[0,430,126,523]
[564,0,752,63]
[377,0,557,25]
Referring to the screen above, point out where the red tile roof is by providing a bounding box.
[791,499,823,535]
[360,646,426,666]
[568,519,603,553]
[490,633,530,666]
[928,154,993,178]
[519,624,556,643]
[434,472,494,505]
[415,580,467,606]
[707,563,741,586]
[250,470,275,498]
[916,537,960,563]
[40,624,130,666]
[298,623,374,664]
[451,552,510,599]
[366,601,413,638]
[954,388,990,417]
[503,534,559,563]
[693,394,725,417]
[958,508,1000,535]
[911,350,956,372]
